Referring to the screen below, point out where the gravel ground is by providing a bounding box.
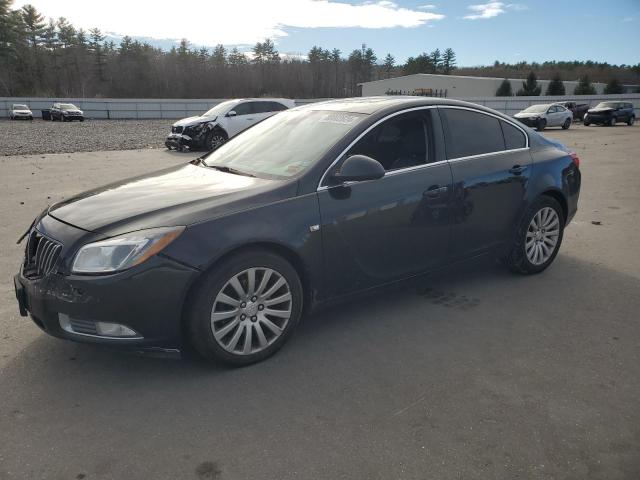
[1,118,171,156]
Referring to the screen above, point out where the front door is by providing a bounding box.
[224,102,256,137]
[318,110,453,298]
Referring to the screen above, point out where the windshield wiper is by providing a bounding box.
[208,165,256,177]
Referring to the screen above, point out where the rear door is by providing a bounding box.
[439,107,531,259]
[318,109,453,297]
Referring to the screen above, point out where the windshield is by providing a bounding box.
[13,104,29,109]
[60,103,78,110]
[203,109,366,179]
[523,105,550,113]
[203,100,238,117]
[595,102,617,108]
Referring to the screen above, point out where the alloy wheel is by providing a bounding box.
[208,134,226,150]
[525,207,560,265]
[211,267,292,355]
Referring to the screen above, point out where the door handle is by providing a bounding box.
[509,165,528,175]
[424,185,448,198]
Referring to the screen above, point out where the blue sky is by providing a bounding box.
[15,0,640,66]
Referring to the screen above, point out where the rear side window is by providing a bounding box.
[501,121,527,150]
[252,102,273,114]
[268,102,288,111]
[441,108,505,159]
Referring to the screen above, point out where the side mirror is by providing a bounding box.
[226,110,237,117]
[332,154,385,183]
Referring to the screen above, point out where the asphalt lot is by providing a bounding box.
[0,124,639,479]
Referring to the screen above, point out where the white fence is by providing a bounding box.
[1,94,638,119]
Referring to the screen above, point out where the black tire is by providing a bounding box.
[583,121,590,126]
[536,119,546,131]
[186,249,304,366]
[608,116,616,127]
[561,118,571,130]
[205,129,228,151]
[628,116,635,126]
[506,195,565,275]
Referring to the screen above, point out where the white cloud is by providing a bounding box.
[13,0,444,46]
[418,4,437,9]
[463,1,527,19]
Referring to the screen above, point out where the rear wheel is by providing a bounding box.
[186,249,303,365]
[506,196,564,275]
[628,116,635,126]
[561,118,571,130]
[536,119,547,131]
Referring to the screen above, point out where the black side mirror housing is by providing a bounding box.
[332,154,385,183]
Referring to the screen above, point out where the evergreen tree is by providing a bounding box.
[545,73,565,95]
[430,48,441,73]
[574,75,596,95]
[403,53,434,75]
[442,48,456,74]
[516,71,541,96]
[382,53,395,78]
[604,78,623,94]
[495,78,513,96]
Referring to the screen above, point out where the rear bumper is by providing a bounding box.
[14,255,199,350]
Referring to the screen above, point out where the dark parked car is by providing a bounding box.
[50,103,84,122]
[584,102,635,126]
[14,97,581,365]
[556,101,589,121]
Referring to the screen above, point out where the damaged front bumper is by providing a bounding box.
[14,215,200,352]
[165,133,194,150]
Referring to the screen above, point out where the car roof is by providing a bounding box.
[295,96,512,116]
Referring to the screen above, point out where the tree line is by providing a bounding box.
[1,1,637,99]
[494,71,629,97]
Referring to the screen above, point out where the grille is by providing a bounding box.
[23,230,62,278]
[172,126,183,134]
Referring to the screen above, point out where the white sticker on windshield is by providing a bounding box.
[318,112,361,125]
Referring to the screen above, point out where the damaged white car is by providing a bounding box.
[9,104,33,120]
[165,98,294,151]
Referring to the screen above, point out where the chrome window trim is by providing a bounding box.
[316,104,530,191]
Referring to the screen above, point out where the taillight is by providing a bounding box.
[570,152,580,168]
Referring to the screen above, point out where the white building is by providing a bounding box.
[359,73,610,98]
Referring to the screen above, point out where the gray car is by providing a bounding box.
[514,104,573,131]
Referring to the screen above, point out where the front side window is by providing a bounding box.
[345,112,431,171]
[232,102,253,116]
[441,108,505,159]
[203,109,365,179]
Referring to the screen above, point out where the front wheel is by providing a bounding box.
[186,249,304,365]
[506,196,564,275]
[628,116,635,126]
[561,118,571,130]
[609,116,616,127]
[205,130,228,151]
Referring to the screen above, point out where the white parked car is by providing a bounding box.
[165,98,295,151]
[513,103,573,131]
[9,104,33,120]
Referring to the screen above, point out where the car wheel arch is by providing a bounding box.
[179,241,313,338]
[539,189,568,223]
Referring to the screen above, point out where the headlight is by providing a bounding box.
[72,226,185,274]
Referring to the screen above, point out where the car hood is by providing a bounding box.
[173,115,217,128]
[587,107,614,113]
[514,112,542,118]
[13,109,32,113]
[48,162,295,236]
